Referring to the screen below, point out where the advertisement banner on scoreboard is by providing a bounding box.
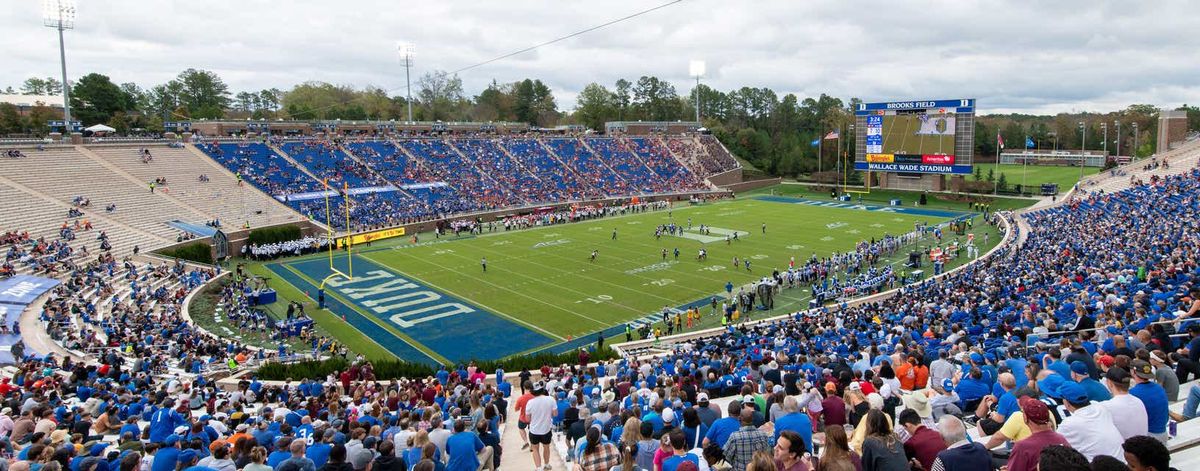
[921,154,955,165]
[856,99,974,115]
[336,227,406,248]
[854,162,972,175]
[866,153,894,163]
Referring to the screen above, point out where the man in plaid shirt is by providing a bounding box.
[723,409,773,471]
[576,427,623,471]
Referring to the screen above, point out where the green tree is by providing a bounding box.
[513,79,557,126]
[986,168,995,183]
[416,71,467,121]
[997,172,1008,191]
[574,83,616,131]
[0,103,21,134]
[20,77,62,95]
[613,79,632,120]
[973,166,983,181]
[631,76,680,121]
[70,73,134,125]
[174,68,232,118]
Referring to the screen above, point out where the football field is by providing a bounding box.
[881,114,955,155]
[262,196,989,364]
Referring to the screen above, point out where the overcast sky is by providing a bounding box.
[5,0,1198,115]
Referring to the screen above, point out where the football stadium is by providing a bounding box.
[2,1,1200,470]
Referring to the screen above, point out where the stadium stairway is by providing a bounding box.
[534,137,609,197]
[0,176,165,263]
[1079,137,1200,196]
[269,143,329,187]
[444,138,530,206]
[2,145,225,247]
[89,145,307,230]
[503,399,569,471]
[658,136,720,190]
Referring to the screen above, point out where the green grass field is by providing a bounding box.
[881,114,955,155]
[196,190,1028,362]
[748,184,1036,212]
[986,163,1100,191]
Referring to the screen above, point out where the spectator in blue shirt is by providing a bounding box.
[1129,359,1170,441]
[445,419,490,471]
[702,401,743,448]
[1070,361,1112,402]
[771,397,812,453]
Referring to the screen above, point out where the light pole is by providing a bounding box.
[1114,120,1120,159]
[1078,121,1086,183]
[398,43,415,122]
[43,0,75,135]
[1132,122,1139,159]
[1101,122,1108,156]
[688,60,705,123]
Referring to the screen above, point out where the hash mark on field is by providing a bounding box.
[870,223,885,228]
[892,217,905,222]
[846,229,861,235]
[820,236,835,241]
[626,221,642,224]
[786,244,805,250]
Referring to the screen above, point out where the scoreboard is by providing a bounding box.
[854,99,975,175]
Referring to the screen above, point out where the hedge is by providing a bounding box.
[255,345,621,381]
[248,225,303,246]
[158,242,213,265]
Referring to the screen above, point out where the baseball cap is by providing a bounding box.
[847,382,862,391]
[1037,373,1066,399]
[824,382,838,393]
[940,378,954,392]
[178,449,198,465]
[662,408,675,423]
[1069,361,1089,376]
[696,392,709,403]
[742,394,755,404]
[164,434,181,446]
[1097,355,1115,368]
[1104,366,1131,384]
[1056,382,1088,404]
[1019,397,1050,424]
[969,352,985,364]
[1130,359,1155,380]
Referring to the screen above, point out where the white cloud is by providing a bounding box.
[4,0,1197,114]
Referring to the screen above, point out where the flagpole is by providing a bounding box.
[818,132,823,175]
[1022,136,1028,195]
[994,132,1000,195]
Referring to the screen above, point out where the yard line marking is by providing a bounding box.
[362,252,589,337]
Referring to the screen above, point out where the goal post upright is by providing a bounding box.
[320,179,353,291]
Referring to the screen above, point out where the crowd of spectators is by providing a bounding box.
[0,158,1195,471]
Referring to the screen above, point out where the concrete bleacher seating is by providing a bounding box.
[0,180,157,265]
[89,145,306,230]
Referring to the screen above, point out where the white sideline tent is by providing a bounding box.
[85,124,116,133]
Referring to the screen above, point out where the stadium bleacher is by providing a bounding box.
[5,135,1198,471]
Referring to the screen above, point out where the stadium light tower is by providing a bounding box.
[1101,122,1107,156]
[43,0,75,134]
[689,60,705,123]
[398,43,415,122]
[1114,120,1121,158]
[1079,121,1086,183]
[1132,122,1139,158]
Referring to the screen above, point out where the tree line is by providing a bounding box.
[3,68,1197,177]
